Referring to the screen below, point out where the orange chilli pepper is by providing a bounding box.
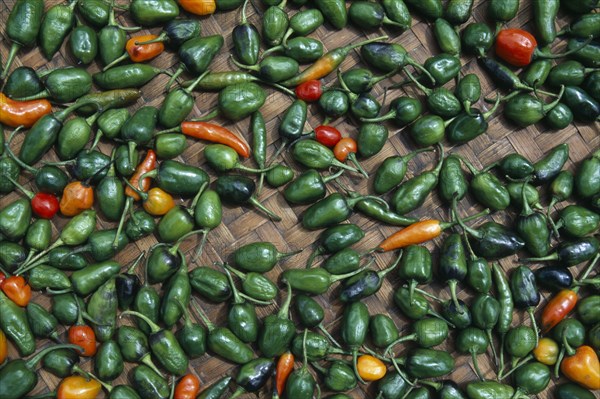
[356,355,387,381]
[274,351,295,397]
[141,187,175,216]
[0,330,8,364]
[174,374,201,399]
[560,345,600,390]
[166,122,251,158]
[126,150,157,201]
[377,205,490,252]
[177,0,216,16]
[0,93,52,128]
[1,275,31,307]
[57,375,102,399]
[59,181,94,217]
[333,137,368,178]
[102,34,165,70]
[533,337,560,366]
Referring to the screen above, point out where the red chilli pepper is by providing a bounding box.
[295,80,323,102]
[541,288,579,333]
[5,175,59,219]
[314,125,342,148]
[68,295,97,356]
[174,374,201,399]
[495,28,592,67]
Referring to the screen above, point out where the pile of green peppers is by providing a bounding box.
[1,0,599,398]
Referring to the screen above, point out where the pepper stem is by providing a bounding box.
[249,195,282,221]
[305,246,323,269]
[359,111,395,123]
[322,168,345,184]
[134,32,167,46]
[165,65,185,92]
[191,230,210,264]
[318,324,342,348]
[344,35,388,52]
[538,35,594,59]
[222,265,244,305]
[113,197,133,249]
[547,198,561,238]
[277,282,293,319]
[190,299,215,331]
[185,70,210,93]
[383,335,415,356]
[329,262,372,283]
[527,307,539,348]
[120,310,161,333]
[348,153,369,178]
[541,85,565,114]
[0,43,21,80]
[447,279,461,312]
[483,94,502,120]
[486,328,499,367]
[4,174,34,199]
[230,56,259,72]
[102,52,129,71]
[4,127,38,173]
[470,351,485,381]
[404,68,432,96]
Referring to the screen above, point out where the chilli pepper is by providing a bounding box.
[1,0,44,80]
[60,181,94,217]
[273,352,294,398]
[215,174,281,221]
[57,375,102,399]
[68,296,97,357]
[280,36,388,86]
[257,282,295,357]
[560,345,600,390]
[178,0,215,15]
[190,299,254,364]
[495,28,592,67]
[4,175,59,219]
[121,310,188,375]
[174,374,201,399]
[1,275,31,307]
[334,138,369,178]
[540,255,599,333]
[0,93,52,128]
[102,34,165,70]
[376,207,489,252]
[391,145,444,214]
[158,121,250,158]
[295,80,324,102]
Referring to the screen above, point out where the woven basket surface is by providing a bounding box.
[1,0,599,397]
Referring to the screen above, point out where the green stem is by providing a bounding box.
[120,310,161,333]
[249,196,282,221]
[190,299,215,331]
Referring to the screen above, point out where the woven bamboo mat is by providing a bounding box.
[1,0,599,397]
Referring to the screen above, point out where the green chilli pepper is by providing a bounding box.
[189,266,231,302]
[391,145,444,214]
[510,266,540,347]
[230,358,275,398]
[455,326,489,380]
[38,0,77,60]
[561,85,600,123]
[433,18,461,55]
[340,255,400,302]
[397,348,455,379]
[94,340,124,382]
[0,290,35,355]
[349,1,408,29]
[121,310,188,375]
[116,326,162,374]
[313,0,347,29]
[306,223,365,267]
[131,365,170,399]
[1,0,44,80]
[174,301,206,358]
[445,0,473,25]
[516,182,551,257]
[160,260,191,328]
[3,67,43,99]
[385,318,449,350]
[257,282,295,357]
[232,0,260,65]
[191,299,255,364]
[439,233,468,311]
[93,64,167,89]
[26,302,60,341]
[534,143,570,184]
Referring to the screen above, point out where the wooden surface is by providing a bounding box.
[1,0,599,397]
